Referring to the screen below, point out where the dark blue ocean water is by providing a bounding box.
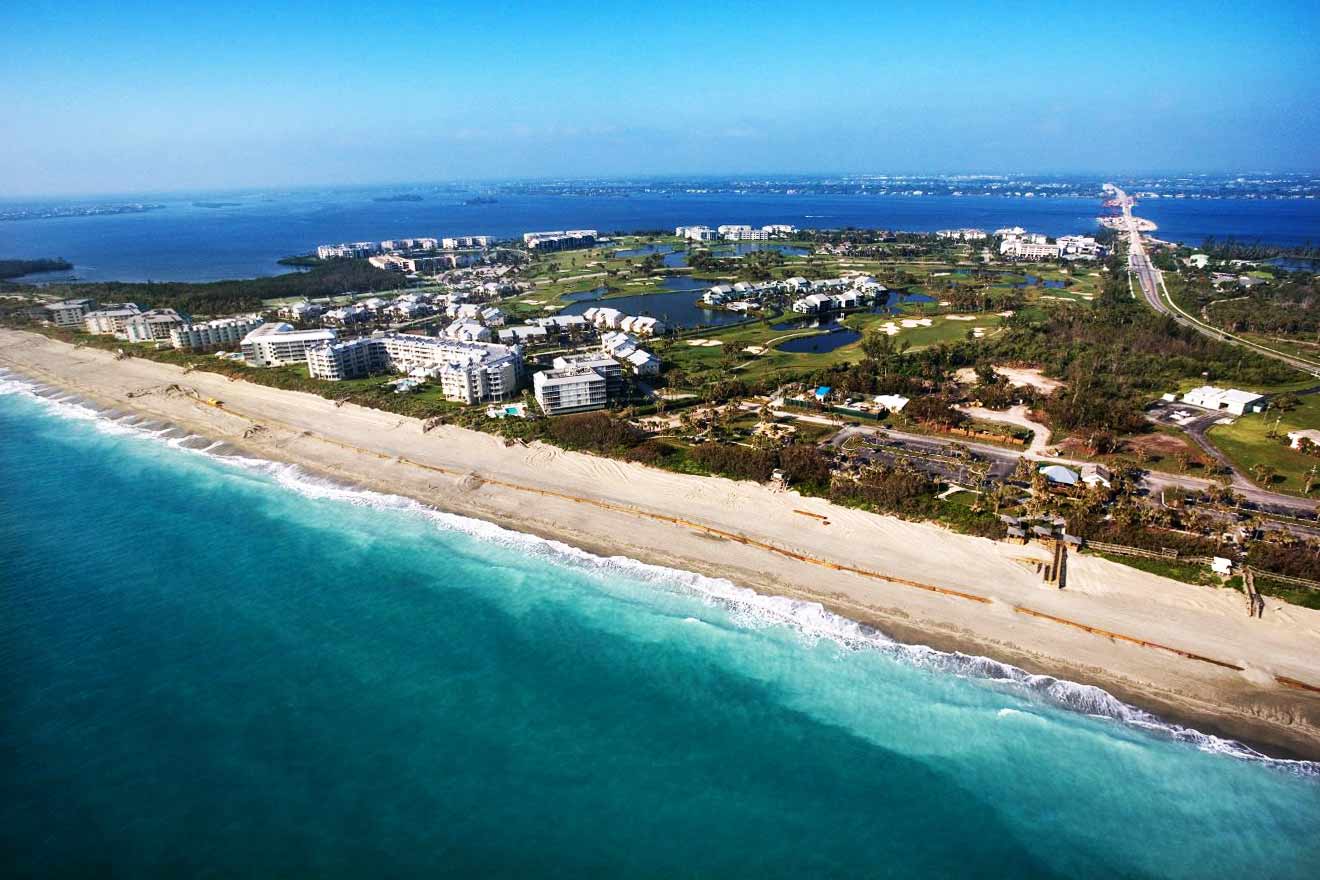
[2,373,1319,877]
[2,187,1317,282]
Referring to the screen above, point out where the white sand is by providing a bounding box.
[4,329,1319,757]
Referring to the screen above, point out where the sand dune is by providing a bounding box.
[3,328,1318,758]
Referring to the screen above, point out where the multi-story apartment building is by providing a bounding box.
[240,323,339,366]
[44,298,98,328]
[999,238,1062,260]
[305,332,522,404]
[675,225,718,241]
[124,309,188,343]
[551,353,623,396]
[83,304,142,336]
[170,315,265,351]
[522,230,598,251]
[533,366,608,415]
[718,224,770,241]
[316,241,381,260]
[441,235,492,249]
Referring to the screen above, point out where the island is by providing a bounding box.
[0,258,73,280]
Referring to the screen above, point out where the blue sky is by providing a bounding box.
[2,0,1317,195]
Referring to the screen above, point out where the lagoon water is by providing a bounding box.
[3,188,1318,282]
[2,374,1319,877]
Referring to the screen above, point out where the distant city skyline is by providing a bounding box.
[3,0,1317,196]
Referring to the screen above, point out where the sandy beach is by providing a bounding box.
[4,328,1320,758]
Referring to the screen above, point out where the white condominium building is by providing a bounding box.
[442,235,492,249]
[523,230,598,251]
[170,315,265,351]
[305,332,521,403]
[240,322,339,366]
[44,298,97,327]
[316,241,380,260]
[936,228,988,241]
[83,305,142,336]
[278,301,325,321]
[1057,235,1104,258]
[125,309,188,343]
[379,238,438,251]
[675,225,718,241]
[718,224,769,241]
[999,238,1061,260]
[552,353,622,391]
[533,366,608,415]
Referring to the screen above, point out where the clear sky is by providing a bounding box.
[3,0,1317,195]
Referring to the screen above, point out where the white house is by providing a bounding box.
[1081,463,1112,489]
[625,349,661,376]
[1039,465,1080,486]
[874,394,909,412]
[444,320,492,343]
[582,306,625,330]
[600,331,639,357]
[792,293,833,314]
[498,324,550,345]
[278,301,325,321]
[1180,386,1267,415]
[704,284,734,305]
[1287,429,1320,450]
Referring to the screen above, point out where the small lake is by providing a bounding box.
[1015,274,1067,289]
[775,326,862,354]
[614,243,690,267]
[1266,256,1320,272]
[712,243,809,257]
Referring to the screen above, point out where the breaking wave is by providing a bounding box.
[3,367,1316,776]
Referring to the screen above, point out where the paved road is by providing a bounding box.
[1107,183,1320,376]
[781,404,1320,527]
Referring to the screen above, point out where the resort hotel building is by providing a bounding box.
[522,230,598,251]
[533,366,608,415]
[124,309,188,343]
[43,298,98,328]
[83,304,142,336]
[441,235,492,249]
[240,322,339,366]
[171,315,265,351]
[304,332,522,404]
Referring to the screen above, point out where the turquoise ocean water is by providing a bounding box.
[2,370,1318,877]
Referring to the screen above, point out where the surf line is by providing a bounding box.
[15,357,1310,695]
[174,392,1320,689]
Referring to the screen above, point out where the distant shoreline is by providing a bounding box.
[4,328,1319,761]
[2,190,1317,283]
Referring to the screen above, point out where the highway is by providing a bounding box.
[1106,183,1320,376]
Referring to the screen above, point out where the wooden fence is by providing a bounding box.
[1084,541,1180,561]
[1246,567,1320,593]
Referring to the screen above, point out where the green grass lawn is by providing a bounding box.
[659,311,1007,385]
[1207,394,1320,495]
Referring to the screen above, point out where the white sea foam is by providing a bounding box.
[3,367,1317,776]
